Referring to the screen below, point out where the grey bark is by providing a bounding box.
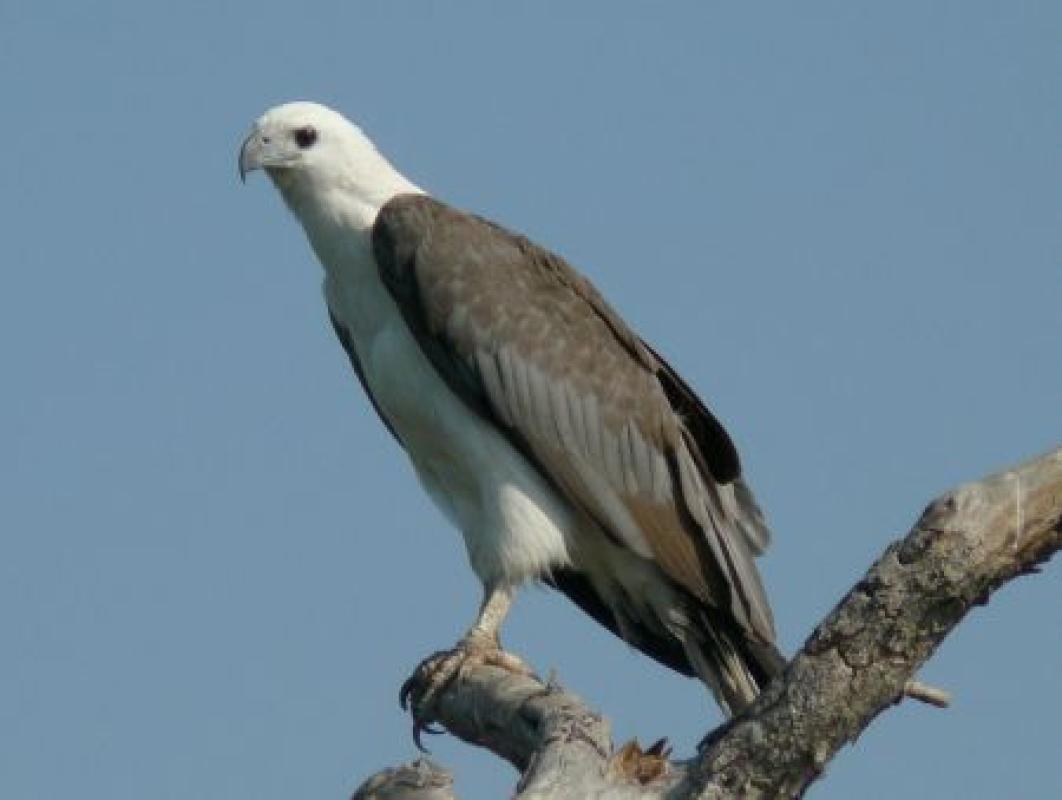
[352,447,1062,799]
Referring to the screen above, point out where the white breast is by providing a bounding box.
[321,244,575,587]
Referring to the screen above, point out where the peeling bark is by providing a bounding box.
[352,447,1062,799]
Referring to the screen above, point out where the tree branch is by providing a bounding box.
[687,445,1062,798]
[351,758,457,800]
[351,447,1062,799]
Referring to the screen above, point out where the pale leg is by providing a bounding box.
[400,582,532,743]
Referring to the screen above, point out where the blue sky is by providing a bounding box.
[1,3,1059,798]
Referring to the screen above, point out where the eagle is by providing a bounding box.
[239,102,784,727]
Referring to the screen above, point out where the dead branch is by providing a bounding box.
[351,446,1062,799]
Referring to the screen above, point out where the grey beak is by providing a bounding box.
[238,132,262,183]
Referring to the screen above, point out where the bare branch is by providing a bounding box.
[686,446,1062,798]
[351,759,457,800]
[428,666,681,798]
[901,679,951,708]
[350,446,1062,799]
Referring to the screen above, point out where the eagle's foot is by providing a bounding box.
[399,634,532,750]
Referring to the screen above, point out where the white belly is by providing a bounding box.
[324,269,575,586]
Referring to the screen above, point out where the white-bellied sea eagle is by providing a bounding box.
[238,102,784,731]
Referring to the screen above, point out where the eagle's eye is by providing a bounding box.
[294,125,318,149]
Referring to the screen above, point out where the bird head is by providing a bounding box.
[239,101,419,225]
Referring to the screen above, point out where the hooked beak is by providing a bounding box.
[239,130,299,183]
[238,131,264,183]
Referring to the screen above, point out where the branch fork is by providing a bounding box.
[353,447,1062,799]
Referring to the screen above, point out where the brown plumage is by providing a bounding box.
[371,193,784,713]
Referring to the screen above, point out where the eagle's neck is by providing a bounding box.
[297,190,403,283]
[289,166,420,345]
[275,142,422,235]
[288,157,421,275]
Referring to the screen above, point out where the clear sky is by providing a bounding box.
[1,3,1059,798]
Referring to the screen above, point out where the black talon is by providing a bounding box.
[411,719,444,753]
[412,723,430,754]
[399,676,416,710]
[400,641,529,749]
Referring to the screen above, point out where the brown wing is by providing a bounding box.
[372,193,774,643]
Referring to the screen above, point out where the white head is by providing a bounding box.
[239,101,420,229]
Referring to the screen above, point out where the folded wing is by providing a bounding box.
[371,194,775,648]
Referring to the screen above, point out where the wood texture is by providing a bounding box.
[351,446,1062,799]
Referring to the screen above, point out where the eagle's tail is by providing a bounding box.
[683,608,787,716]
[545,565,786,716]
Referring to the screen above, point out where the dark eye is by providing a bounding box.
[294,125,318,149]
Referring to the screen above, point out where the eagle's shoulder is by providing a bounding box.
[371,193,655,371]
[370,193,441,296]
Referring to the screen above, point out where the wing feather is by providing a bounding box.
[372,194,775,643]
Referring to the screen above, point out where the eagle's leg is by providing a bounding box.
[399,583,533,744]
